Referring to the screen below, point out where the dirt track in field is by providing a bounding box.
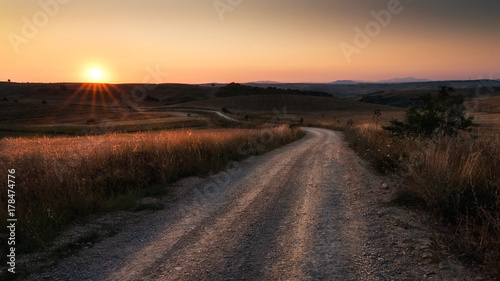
[25,128,481,280]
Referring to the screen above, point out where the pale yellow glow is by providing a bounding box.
[88,68,104,83]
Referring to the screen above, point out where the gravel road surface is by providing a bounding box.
[25,128,482,280]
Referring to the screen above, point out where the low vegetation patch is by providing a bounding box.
[215,82,332,98]
[344,125,500,276]
[0,125,304,252]
[340,88,500,277]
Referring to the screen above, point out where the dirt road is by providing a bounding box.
[27,128,481,280]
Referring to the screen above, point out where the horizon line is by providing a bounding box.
[2,78,500,85]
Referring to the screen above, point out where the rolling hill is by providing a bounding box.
[359,85,500,109]
[0,81,404,137]
[168,93,399,113]
[245,80,500,99]
[0,82,218,105]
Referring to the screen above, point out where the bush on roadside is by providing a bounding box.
[384,86,475,137]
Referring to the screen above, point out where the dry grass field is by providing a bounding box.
[0,125,304,250]
[335,121,500,276]
[303,92,500,275]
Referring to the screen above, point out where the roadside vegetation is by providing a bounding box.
[0,125,304,252]
[337,87,500,277]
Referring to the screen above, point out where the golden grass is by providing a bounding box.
[342,124,500,276]
[300,111,405,128]
[0,125,304,249]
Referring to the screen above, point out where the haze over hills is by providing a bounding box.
[245,79,500,99]
[329,80,360,85]
[246,77,431,85]
[376,77,432,83]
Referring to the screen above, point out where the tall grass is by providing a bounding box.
[0,125,304,250]
[343,125,500,276]
[411,131,500,273]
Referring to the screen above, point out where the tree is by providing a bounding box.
[384,86,475,137]
[8,79,11,83]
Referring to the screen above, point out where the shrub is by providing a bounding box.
[384,86,475,137]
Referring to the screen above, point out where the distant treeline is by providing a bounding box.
[215,83,332,98]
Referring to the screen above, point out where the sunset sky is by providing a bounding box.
[1,0,499,84]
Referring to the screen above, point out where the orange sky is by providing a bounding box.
[1,0,499,84]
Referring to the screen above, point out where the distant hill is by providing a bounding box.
[0,82,402,116]
[3,80,497,117]
[167,93,401,113]
[377,77,431,83]
[329,80,359,85]
[0,82,219,105]
[163,83,401,113]
[248,80,282,84]
[244,80,500,99]
[359,83,500,108]
[216,83,331,98]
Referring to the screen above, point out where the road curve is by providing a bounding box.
[114,127,373,280]
[214,111,240,122]
[28,128,478,280]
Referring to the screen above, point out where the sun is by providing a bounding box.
[88,68,104,83]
